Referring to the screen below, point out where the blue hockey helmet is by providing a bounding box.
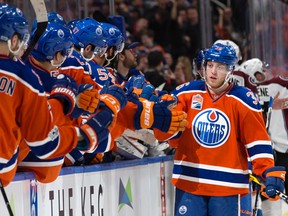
[47,12,66,26]
[72,17,107,51]
[0,3,8,9]
[195,49,207,70]
[67,18,79,31]
[31,12,66,36]
[204,43,237,70]
[100,22,124,53]
[31,22,73,62]
[0,5,29,43]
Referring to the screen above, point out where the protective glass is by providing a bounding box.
[62,46,74,58]
[116,40,125,53]
[94,44,108,57]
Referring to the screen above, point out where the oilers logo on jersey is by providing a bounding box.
[192,108,230,148]
[178,205,187,215]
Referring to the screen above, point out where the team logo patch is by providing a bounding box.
[49,126,59,141]
[192,108,230,148]
[57,29,64,38]
[179,205,187,215]
[109,27,116,36]
[73,27,79,34]
[95,26,103,36]
[191,94,203,110]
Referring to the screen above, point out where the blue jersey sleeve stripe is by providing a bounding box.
[247,144,273,158]
[27,136,60,159]
[0,149,18,173]
[173,164,249,184]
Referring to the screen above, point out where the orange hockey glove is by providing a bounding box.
[99,84,127,115]
[77,86,100,113]
[134,96,187,134]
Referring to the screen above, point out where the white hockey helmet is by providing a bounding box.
[239,58,268,83]
[213,39,242,62]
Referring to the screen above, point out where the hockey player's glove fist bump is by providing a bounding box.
[70,84,100,118]
[124,75,147,97]
[134,94,188,134]
[99,83,127,115]
[77,84,127,152]
[263,166,286,198]
[49,74,78,115]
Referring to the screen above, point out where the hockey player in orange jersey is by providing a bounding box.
[17,19,127,182]
[56,18,188,165]
[153,43,286,216]
[0,5,98,187]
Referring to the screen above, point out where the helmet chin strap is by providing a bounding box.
[8,39,25,57]
[103,47,120,67]
[204,70,232,95]
[51,56,66,68]
[80,48,94,62]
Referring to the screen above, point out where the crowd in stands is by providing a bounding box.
[51,0,249,90]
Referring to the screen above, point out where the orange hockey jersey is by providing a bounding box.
[17,57,81,183]
[0,56,77,186]
[155,80,274,196]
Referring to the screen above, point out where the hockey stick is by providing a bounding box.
[0,180,14,216]
[252,178,261,216]
[21,0,48,61]
[250,174,288,204]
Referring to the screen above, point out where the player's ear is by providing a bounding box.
[10,34,20,50]
[54,51,62,61]
[85,44,93,52]
[118,52,125,60]
[54,51,67,65]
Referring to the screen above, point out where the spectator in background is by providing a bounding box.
[174,55,193,83]
[169,1,190,59]
[132,17,149,41]
[164,52,175,69]
[146,0,172,49]
[136,49,149,72]
[144,51,177,92]
[215,6,234,40]
[56,0,78,21]
[185,6,202,56]
[215,5,245,45]
[138,29,166,55]
[173,62,187,85]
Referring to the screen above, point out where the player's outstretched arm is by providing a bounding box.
[77,84,128,152]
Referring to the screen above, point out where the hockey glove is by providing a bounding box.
[100,83,127,115]
[64,148,85,166]
[134,96,187,134]
[78,107,114,152]
[263,166,286,198]
[70,84,100,119]
[140,84,159,102]
[124,75,159,102]
[49,74,78,115]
